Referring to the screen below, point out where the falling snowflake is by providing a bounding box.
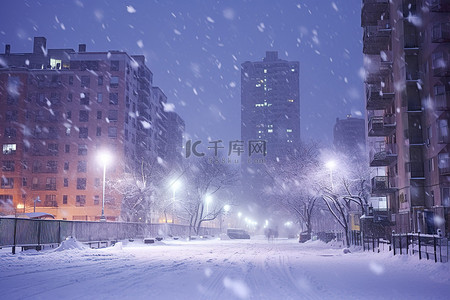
[127,6,136,13]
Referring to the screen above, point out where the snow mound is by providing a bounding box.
[54,237,87,252]
[112,242,123,250]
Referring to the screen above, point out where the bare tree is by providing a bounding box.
[181,156,237,236]
[265,142,321,235]
[111,158,168,223]
[317,149,371,247]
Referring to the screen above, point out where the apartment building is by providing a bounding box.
[333,115,366,159]
[0,37,184,221]
[362,0,450,236]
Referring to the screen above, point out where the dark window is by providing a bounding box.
[77,161,87,172]
[63,195,68,204]
[76,195,86,206]
[66,111,72,120]
[111,60,119,71]
[67,93,73,102]
[4,127,17,138]
[2,161,15,171]
[80,93,89,105]
[76,178,87,190]
[97,93,103,103]
[78,144,88,156]
[6,110,18,121]
[64,161,69,170]
[94,195,100,205]
[22,177,27,187]
[46,177,56,190]
[65,144,70,153]
[79,127,88,139]
[46,161,58,173]
[95,178,101,187]
[109,93,118,105]
[108,110,118,122]
[44,194,57,207]
[98,76,103,86]
[48,143,58,155]
[96,127,102,136]
[64,178,69,187]
[108,127,118,138]
[97,111,102,120]
[79,110,89,122]
[81,75,90,88]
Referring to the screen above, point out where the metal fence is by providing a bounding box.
[392,233,449,263]
[0,217,221,254]
[349,230,449,263]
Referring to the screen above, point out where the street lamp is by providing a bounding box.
[171,179,182,223]
[97,150,112,222]
[33,196,40,213]
[205,195,213,217]
[325,160,336,190]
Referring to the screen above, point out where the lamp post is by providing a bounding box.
[171,180,182,224]
[205,195,213,217]
[325,160,336,190]
[33,196,40,213]
[97,150,112,222]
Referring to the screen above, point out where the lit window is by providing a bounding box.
[287,129,293,133]
[291,68,295,72]
[50,58,62,69]
[264,69,267,73]
[288,99,294,102]
[268,129,273,133]
[2,144,16,155]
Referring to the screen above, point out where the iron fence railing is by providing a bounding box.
[0,217,220,254]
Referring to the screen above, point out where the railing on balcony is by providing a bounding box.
[406,70,422,81]
[361,0,389,27]
[366,84,395,110]
[435,92,450,110]
[363,25,391,55]
[430,0,450,12]
[371,176,397,194]
[368,115,396,137]
[370,142,397,167]
[439,156,450,175]
[432,23,450,43]
[433,66,450,77]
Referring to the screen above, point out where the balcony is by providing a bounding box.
[368,115,396,137]
[366,84,395,110]
[433,66,450,77]
[370,142,397,167]
[439,156,450,175]
[371,176,397,194]
[407,162,425,179]
[363,24,391,55]
[361,0,389,27]
[430,0,450,12]
[432,23,450,43]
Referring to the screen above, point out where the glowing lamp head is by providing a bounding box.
[97,150,112,167]
[325,160,336,170]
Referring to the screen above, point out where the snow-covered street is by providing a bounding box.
[1,237,449,300]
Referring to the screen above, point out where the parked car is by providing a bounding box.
[227,228,250,239]
[298,232,311,243]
